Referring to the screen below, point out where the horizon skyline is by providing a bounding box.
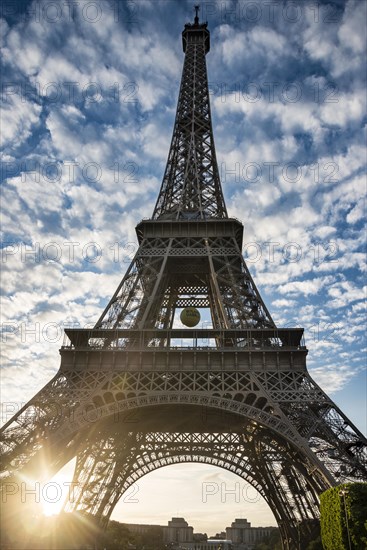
[112,513,278,534]
[1,0,366,536]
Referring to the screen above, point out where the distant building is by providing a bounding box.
[179,541,233,550]
[193,533,208,542]
[226,518,277,549]
[122,522,159,536]
[211,532,227,540]
[122,517,194,544]
[122,517,277,550]
[163,517,194,544]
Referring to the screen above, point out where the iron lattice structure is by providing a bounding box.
[1,12,366,550]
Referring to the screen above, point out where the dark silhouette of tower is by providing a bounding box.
[1,8,366,550]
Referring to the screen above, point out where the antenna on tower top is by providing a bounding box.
[194,4,200,25]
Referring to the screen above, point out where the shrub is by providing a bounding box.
[320,483,367,550]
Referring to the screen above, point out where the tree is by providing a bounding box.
[133,526,164,550]
[103,520,133,549]
[320,482,367,549]
[254,543,270,550]
[254,530,281,550]
[306,535,324,550]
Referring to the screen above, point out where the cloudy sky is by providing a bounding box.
[1,0,366,534]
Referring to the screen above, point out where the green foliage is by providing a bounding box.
[103,522,164,550]
[254,544,269,550]
[103,519,134,549]
[253,529,281,550]
[320,482,367,550]
[133,525,164,549]
[306,535,323,550]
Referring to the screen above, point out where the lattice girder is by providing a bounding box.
[2,361,366,484]
[152,23,226,220]
[1,358,366,550]
[96,231,274,331]
[61,426,326,548]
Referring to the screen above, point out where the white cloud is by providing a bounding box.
[320,89,366,127]
[278,277,333,296]
[1,94,42,147]
[2,22,46,75]
[302,0,366,79]
[218,25,286,68]
[338,0,367,55]
[272,299,296,308]
[346,198,365,224]
[310,364,361,394]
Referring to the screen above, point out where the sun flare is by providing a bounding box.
[40,459,76,517]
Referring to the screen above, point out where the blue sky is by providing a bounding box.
[1,0,366,534]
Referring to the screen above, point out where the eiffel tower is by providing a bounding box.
[1,8,366,550]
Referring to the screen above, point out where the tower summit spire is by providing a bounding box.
[152,9,225,219]
[194,4,200,25]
